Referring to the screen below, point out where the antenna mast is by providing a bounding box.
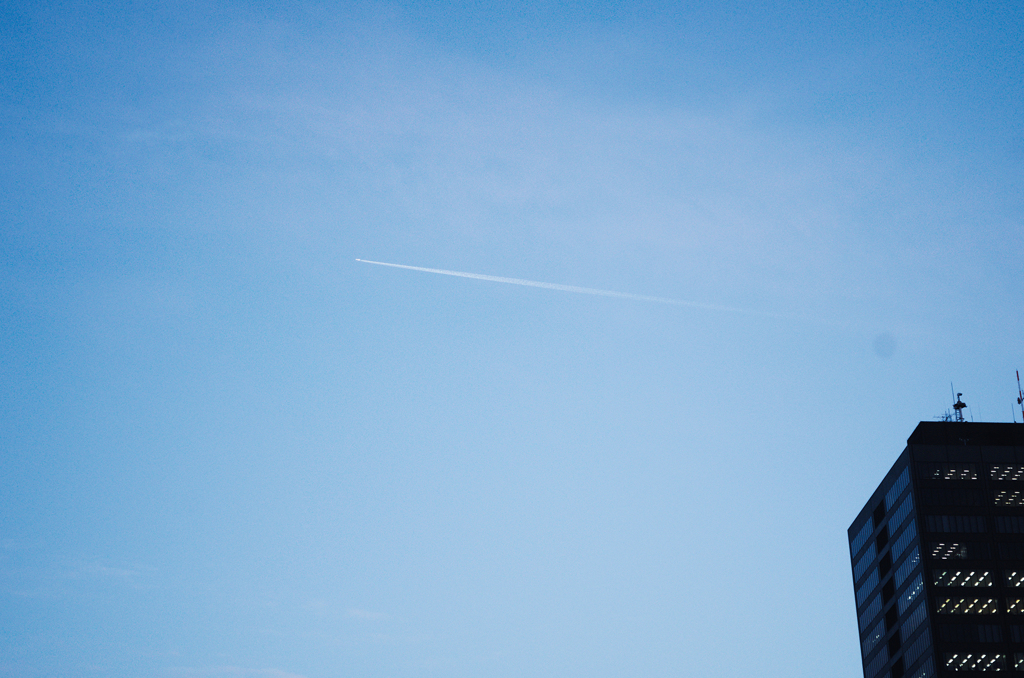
[952,384,967,423]
[1017,371,1024,423]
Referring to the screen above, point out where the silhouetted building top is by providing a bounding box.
[849,421,1024,678]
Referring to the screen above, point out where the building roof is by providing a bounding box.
[907,420,1024,447]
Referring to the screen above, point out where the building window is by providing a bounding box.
[1015,653,1024,671]
[925,515,986,533]
[990,465,1024,481]
[933,570,993,587]
[903,600,928,636]
[979,625,1002,642]
[940,624,1003,643]
[889,493,915,534]
[892,521,917,559]
[899,574,925,615]
[1007,598,1024,614]
[923,463,979,480]
[1007,571,1024,587]
[903,629,931,669]
[860,593,883,632]
[886,467,911,510]
[865,646,888,678]
[852,518,875,557]
[936,597,999,614]
[931,542,967,560]
[945,654,1006,671]
[994,516,1024,533]
[855,543,878,581]
[895,547,921,588]
[909,657,934,678]
[995,490,1024,506]
[862,618,886,659]
[857,570,881,608]
[999,543,1024,560]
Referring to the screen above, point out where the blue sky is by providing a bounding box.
[1,1,1022,676]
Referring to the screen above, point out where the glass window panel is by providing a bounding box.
[995,490,1024,506]
[857,570,880,608]
[854,543,877,581]
[1007,598,1024,614]
[1006,571,1024,587]
[994,516,1024,533]
[904,629,931,669]
[931,542,967,560]
[999,542,1024,560]
[862,618,886,659]
[889,493,915,534]
[851,518,874,557]
[899,573,925,615]
[925,463,978,480]
[903,600,928,636]
[910,657,934,678]
[1015,653,1024,671]
[936,597,999,614]
[979,624,1002,642]
[944,653,1006,671]
[887,467,911,510]
[895,547,921,588]
[913,659,937,678]
[860,594,883,632]
[892,520,917,559]
[933,570,993,587]
[990,465,1024,481]
[865,646,888,678]
[925,515,986,533]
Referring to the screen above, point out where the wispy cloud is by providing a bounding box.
[356,258,789,318]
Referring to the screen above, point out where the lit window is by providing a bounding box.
[899,574,925,614]
[910,657,935,678]
[995,490,1024,506]
[944,653,1006,671]
[1007,571,1024,587]
[990,465,1024,481]
[895,547,921,588]
[927,463,978,480]
[932,543,967,560]
[1015,653,1024,671]
[892,520,917,558]
[1008,598,1024,614]
[862,619,885,659]
[936,597,998,614]
[934,570,993,587]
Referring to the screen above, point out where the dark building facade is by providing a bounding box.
[849,422,1024,678]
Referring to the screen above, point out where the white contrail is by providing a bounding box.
[356,258,782,318]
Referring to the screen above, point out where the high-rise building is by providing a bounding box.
[849,421,1024,678]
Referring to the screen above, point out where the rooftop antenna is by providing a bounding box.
[952,383,967,423]
[1017,370,1024,423]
